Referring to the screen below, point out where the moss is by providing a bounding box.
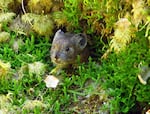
[0,0,150,113]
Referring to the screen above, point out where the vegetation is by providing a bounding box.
[0,0,150,113]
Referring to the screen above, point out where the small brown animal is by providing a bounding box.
[50,29,89,74]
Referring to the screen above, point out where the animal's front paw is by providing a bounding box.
[50,68,57,74]
[50,67,62,75]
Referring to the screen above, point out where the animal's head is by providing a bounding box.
[50,29,87,65]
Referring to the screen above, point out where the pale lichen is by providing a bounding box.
[0,12,16,23]
[102,18,135,59]
[0,60,11,78]
[0,32,10,43]
[28,61,46,75]
[22,13,54,37]
[132,0,147,28]
[22,99,47,110]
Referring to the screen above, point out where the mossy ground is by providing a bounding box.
[0,29,150,113]
[0,0,150,113]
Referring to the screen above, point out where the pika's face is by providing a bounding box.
[50,29,87,66]
[51,38,76,65]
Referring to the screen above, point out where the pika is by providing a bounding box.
[50,29,89,74]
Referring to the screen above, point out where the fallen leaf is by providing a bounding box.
[146,109,150,114]
[44,75,59,88]
[138,64,150,85]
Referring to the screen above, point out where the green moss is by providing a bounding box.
[0,0,150,113]
[99,31,150,113]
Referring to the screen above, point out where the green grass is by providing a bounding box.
[0,29,150,113]
[0,0,150,113]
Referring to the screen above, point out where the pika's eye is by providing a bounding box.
[65,47,70,52]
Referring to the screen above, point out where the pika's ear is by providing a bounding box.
[53,29,64,40]
[72,33,87,50]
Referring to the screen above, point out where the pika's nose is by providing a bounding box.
[54,53,60,60]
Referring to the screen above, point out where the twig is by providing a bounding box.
[21,0,26,14]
